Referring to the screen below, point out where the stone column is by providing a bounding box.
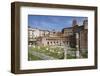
[64,47,67,59]
[64,43,68,59]
[76,33,80,58]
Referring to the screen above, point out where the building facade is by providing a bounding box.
[28,19,88,56]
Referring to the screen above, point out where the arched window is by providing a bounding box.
[51,42,52,44]
[47,42,49,45]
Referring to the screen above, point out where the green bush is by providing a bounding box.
[68,48,76,51]
[67,54,76,59]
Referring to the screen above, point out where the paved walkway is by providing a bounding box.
[29,50,58,60]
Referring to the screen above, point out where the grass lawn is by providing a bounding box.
[28,52,41,60]
[81,51,88,58]
[28,46,87,60]
[67,54,76,59]
[29,46,64,59]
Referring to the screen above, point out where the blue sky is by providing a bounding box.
[28,15,87,31]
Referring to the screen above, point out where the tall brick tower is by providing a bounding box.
[72,19,77,27]
[72,19,79,33]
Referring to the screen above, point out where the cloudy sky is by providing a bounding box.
[28,15,87,31]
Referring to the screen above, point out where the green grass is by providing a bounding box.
[81,51,88,58]
[28,52,41,61]
[67,54,76,59]
[29,46,64,59]
[28,46,87,60]
[68,48,76,51]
